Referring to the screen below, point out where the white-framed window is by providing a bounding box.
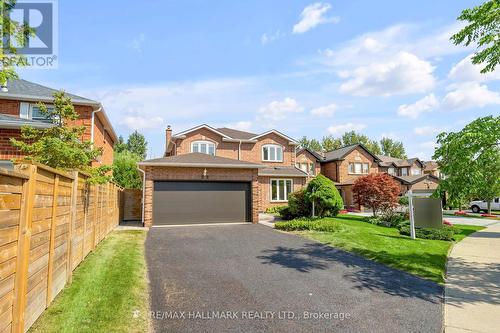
[401,168,408,176]
[30,104,54,122]
[296,162,315,175]
[411,168,422,175]
[270,179,293,202]
[388,167,396,175]
[262,144,283,162]
[191,141,216,155]
[348,162,369,174]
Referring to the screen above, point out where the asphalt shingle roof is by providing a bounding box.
[139,153,263,168]
[216,127,257,140]
[258,166,307,177]
[1,79,98,104]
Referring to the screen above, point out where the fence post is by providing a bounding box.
[46,174,59,305]
[66,171,78,283]
[12,164,37,333]
[92,184,98,250]
[81,176,87,258]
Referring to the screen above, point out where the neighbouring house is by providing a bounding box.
[138,124,308,226]
[423,160,443,178]
[317,144,440,209]
[295,147,322,178]
[0,79,117,167]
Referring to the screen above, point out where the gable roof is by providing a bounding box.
[138,152,264,169]
[173,124,233,139]
[377,155,423,168]
[249,129,299,144]
[0,114,55,129]
[322,144,380,163]
[216,127,257,140]
[424,161,439,172]
[0,79,98,105]
[392,174,440,185]
[297,147,324,161]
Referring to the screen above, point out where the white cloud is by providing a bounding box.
[414,126,444,136]
[292,3,339,34]
[398,94,439,119]
[257,97,303,121]
[261,30,285,45]
[442,82,500,111]
[122,115,164,130]
[448,54,500,82]
[327,122,367,134]
[310,103,337,117]
[339,52,436,96]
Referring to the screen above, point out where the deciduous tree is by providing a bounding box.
[380,137,407,159]
[299,136,322,151]
[321,135,342,152]
[341,131,382,155]
[112,151,142,189]
[433,116,500,213]
[352,173,400,216]
[126,130,147,159]
[451,0,500,73]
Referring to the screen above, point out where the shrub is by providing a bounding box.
[265,205,287,215]
[398,196,409,206]
[305,174,343,217]
[279,207,295,220]
[275,218,342,233]
[381,211,407,228]
[288,189,311,218]
[399,225,457,241]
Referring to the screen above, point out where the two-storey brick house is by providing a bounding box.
[0,79,117,168]
[138,124,308,227]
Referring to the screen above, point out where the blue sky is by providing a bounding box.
[20,0,499,159]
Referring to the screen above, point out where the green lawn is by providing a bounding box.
[29,230,149,333]
[283,215,483,284]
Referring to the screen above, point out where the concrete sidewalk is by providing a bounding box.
[445,222,500,333]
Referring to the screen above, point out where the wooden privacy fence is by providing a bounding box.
[122,189,142,222]
[0,162,123,333]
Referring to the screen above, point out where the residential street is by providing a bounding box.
[146,224,443,333]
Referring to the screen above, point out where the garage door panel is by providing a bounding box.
[153,181,250,225]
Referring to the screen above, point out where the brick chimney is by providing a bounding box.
[165,125,172,156]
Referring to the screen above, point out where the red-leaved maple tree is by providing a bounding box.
[352,173,401,216]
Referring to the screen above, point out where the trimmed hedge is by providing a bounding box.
[275,218,342,232]
[399,225,457,241]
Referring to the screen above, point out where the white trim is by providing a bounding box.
[174,124,232,139]
[270,178,293,202]
[262,144,283,162]
[250,129,298,144]
[0,119,54,129]
[348,162,370,175]
[191,140,216,155]
[137,168,146,227]
[222,138,257,143]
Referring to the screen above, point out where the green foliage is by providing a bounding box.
[278,206,295,220]
[341,131,381,155]
[264,205,287,214]
[398,196,409,206]
[86,165,113,184]
[0,0,36,85]
[305,174,343,217]
[399,225,457,241]
[451,0,500,73]
[433,116,500,213]
[112,151,142,189]
[380,137,407,159]
[288,188,311,218]
[299,136,322,151]
[275,218,342,232]
[362,212,408,228]
[126,131,147,159]
[321,135,343,151]
[114,135,127,153]
[10,91,103,170]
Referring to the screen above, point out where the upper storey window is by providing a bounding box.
[262,144,283,162]
[191,141,216,156]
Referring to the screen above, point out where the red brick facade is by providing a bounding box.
[0,100,115,166]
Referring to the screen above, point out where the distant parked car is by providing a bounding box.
[469,198,500,213]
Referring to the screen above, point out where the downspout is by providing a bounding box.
[238,140,242,160]
[90,106,103,148]
[137,167,146,227]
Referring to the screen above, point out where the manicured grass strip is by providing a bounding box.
[29,230,149,333]
[283,215,483,284]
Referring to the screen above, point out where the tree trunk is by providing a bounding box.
[373,207,376,217]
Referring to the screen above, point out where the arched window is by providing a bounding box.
[262,144,283,162]
[191,141,216,155]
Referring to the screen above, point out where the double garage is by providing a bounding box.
[139,153,261,227]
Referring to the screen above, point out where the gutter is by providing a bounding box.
[0,120,54,129]
[90,107,103,148]
[137,167,146,227]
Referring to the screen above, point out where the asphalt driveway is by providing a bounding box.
[146,224,443,332]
